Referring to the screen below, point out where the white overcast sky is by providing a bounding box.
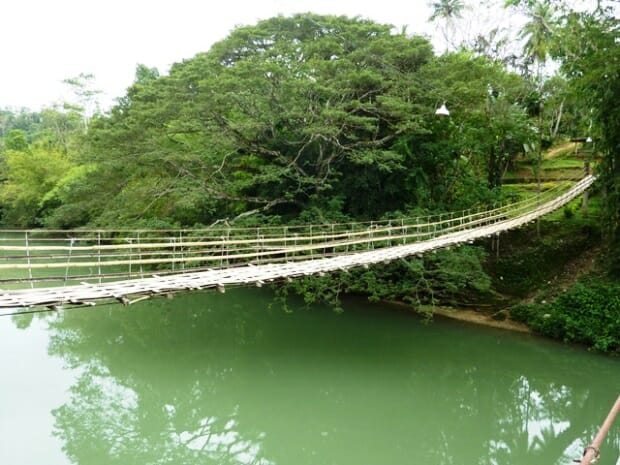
[0,0,438,111]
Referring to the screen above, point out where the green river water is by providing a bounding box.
[1,288,619,465]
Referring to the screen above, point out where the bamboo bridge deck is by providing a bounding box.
[0,175,595,311]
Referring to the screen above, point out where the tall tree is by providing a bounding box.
[62,73,102,131]
[68,15,441,226]
[429,0,466,50]
[553,7,620,267]
[34,14,531,229]
[519,0,555,76]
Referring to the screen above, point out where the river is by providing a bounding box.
[1,288,619,465]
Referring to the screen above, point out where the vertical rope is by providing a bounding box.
[322,231,327,257]
[179,231,185,271]
[137,232,143,277]
[225,228,230,267]
[64,238,75,284]
[25,232,33,289]
[220,235,225,268]
[97,232,102,284]
[128,238,133,278]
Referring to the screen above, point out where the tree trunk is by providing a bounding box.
[552,98,565,139]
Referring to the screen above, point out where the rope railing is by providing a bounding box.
[0,176,594,294]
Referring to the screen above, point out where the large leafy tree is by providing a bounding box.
[414,52,532,195]
[0,107,83,226]
[0,15,532,231]
[552,7,620,265]
[33,14,532,229]
[68,15,440,226]
[0,145,72,227]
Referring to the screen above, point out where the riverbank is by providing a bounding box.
[429,306,531,333]
[382,299,532,333]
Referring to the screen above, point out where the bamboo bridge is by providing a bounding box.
[0,175,595,311]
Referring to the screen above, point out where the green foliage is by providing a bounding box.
[413,52,534,194]
[73,15,424,225]
[39,164,99,229]
[551,7,620,268]
[562,205,574,219]
[3,14,529,229]
[4,129,29,152]
[0,147,73,227]
[282,246,491,312]
[493,221,598,296]
[511,280,620,354]
[519,1,555,64]
[0,108,43,145]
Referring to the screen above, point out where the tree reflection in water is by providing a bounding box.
[44,290,620,465]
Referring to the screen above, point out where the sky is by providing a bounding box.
[0,0,437,111]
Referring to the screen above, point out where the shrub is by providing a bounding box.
[511,281,620,354]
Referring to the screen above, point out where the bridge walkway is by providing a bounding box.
[0,175,595,310]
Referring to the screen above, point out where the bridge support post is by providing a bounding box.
[64,237,75,283]
[582,161,590,216]
[127,238,133,278]
[171,237,176,272]
[179,231,185,271]
[97,231,102,285]
[25,231,33,289]
[137,232,143,278]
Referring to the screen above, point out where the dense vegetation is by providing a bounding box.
[1,1,619,353]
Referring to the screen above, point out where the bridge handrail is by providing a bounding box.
[0,176,593,286]
[0,177,580,248]
[0,176,578,238]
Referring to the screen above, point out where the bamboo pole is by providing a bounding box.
[579,394,620,465]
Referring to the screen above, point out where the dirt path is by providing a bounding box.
[545,141,576,159]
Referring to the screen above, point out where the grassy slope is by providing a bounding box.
[475,141,619,354]
[493,140,601,300]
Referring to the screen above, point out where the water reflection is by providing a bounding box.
[54,369,273,464]
[40,289,620,465]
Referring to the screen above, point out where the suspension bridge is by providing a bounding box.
[0,175,595,311]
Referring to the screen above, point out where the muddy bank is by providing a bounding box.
[429,306,531,333]
[381,298,532,333]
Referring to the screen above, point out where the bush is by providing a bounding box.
[510,281,620,354]
[509,303,538,323]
